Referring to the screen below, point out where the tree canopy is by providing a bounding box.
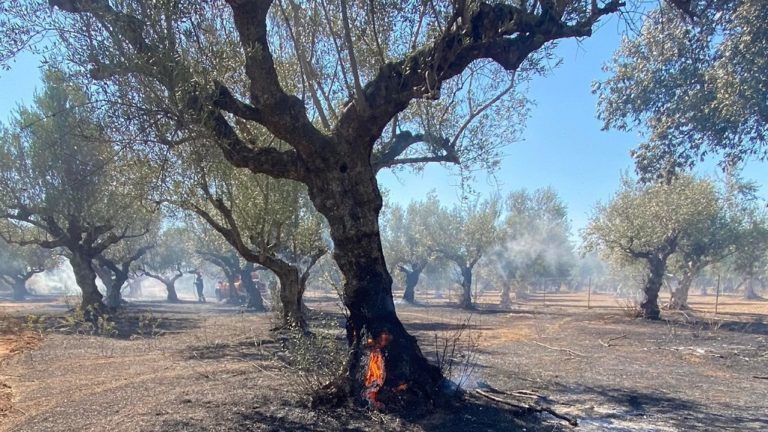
[596,0,768,179]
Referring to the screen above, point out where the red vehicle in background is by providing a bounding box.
[214,278,246,302]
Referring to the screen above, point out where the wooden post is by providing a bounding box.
[715,274,721,315]
[587,277,592,310]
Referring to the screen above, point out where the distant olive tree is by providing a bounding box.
[0,237,60,300]
[492,187,575,306]
[423,194,501,309]
[584,175,720,319]
[382,200,435,303]
[139,226,197,303]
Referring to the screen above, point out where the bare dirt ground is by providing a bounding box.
[0,291,766,431]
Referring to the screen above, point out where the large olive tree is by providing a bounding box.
[2,0,698,407]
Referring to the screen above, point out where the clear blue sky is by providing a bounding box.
[1,19,766,237]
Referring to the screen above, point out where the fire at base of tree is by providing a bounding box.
[0,0,766,428]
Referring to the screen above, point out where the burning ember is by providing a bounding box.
[362,331,392,409]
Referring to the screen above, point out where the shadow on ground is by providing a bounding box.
[564,384,768,431]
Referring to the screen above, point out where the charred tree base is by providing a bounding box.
[640,303,661,320]
[311,365,447,414]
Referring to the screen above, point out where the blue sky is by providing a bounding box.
[1,18,766,238]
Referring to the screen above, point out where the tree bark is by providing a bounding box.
[459,265,474,309]
[69,252,103,312]
[308,167,442,409]
[400,264,424,304]
[668,270,696,310]
[165,281,180,302]
[641,256,665,320]
[744,278,762,300]
[12,279,30,301]
[240,264,266,311]
[96,266,120,309]
[274,264,305,330]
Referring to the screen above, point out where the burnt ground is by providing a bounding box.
[0,292,767,432]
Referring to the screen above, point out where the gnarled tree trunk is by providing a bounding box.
[399,264,424,304]
[309,166,442,410]
[240,264,265,311]
[69,252,103,312]
[668,270,696,310]
[12,278,30,301]
[744,278,762,300]
[459,265,473,309]
[165,281,180,302]
[273,264,304,330]
[641,256,665,320]
[95,266,122,309]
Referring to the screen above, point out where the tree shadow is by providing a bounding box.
[664,315,768,336]
[183,338,279,361]
[562,384,768,431]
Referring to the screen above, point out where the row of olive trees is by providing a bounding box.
[583,174,768,320]
[0,0,733,407]
[0,70,328,323]
[383,187,575,309]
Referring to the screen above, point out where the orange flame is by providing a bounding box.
[362,331,390,409]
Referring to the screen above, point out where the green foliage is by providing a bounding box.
[422,193,501,272]
[382,199,435,277]
[276,315,349,396]
[596,0,768,178]
[0,68,157,262]
[584,175,720,265]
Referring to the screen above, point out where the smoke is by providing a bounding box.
[24,259,204,301]
[27,259,79,295]
[482,219,575,292]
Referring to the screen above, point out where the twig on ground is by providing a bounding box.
[533,341,585,357]
[753,375,768,380]
[598,334,627,347]
[475,389,578,427]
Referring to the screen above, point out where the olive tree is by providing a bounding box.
[2,0,697,407]
[382,201,435,303]
[596,0,768,179]
[0,70,157,312]
[584,175,720,319]
[492,187,575,306]
[95,227,156,308]
[139,225,197,302]
[424,194,501,309]
[191,217,266,310]
[0,237,60,300]
[172,148,327,328]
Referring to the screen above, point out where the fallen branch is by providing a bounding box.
[533,341,585,357]
[475,389,578,427]
[598,334,627,347]
[754,375,768,380]
[477,381,543,400]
